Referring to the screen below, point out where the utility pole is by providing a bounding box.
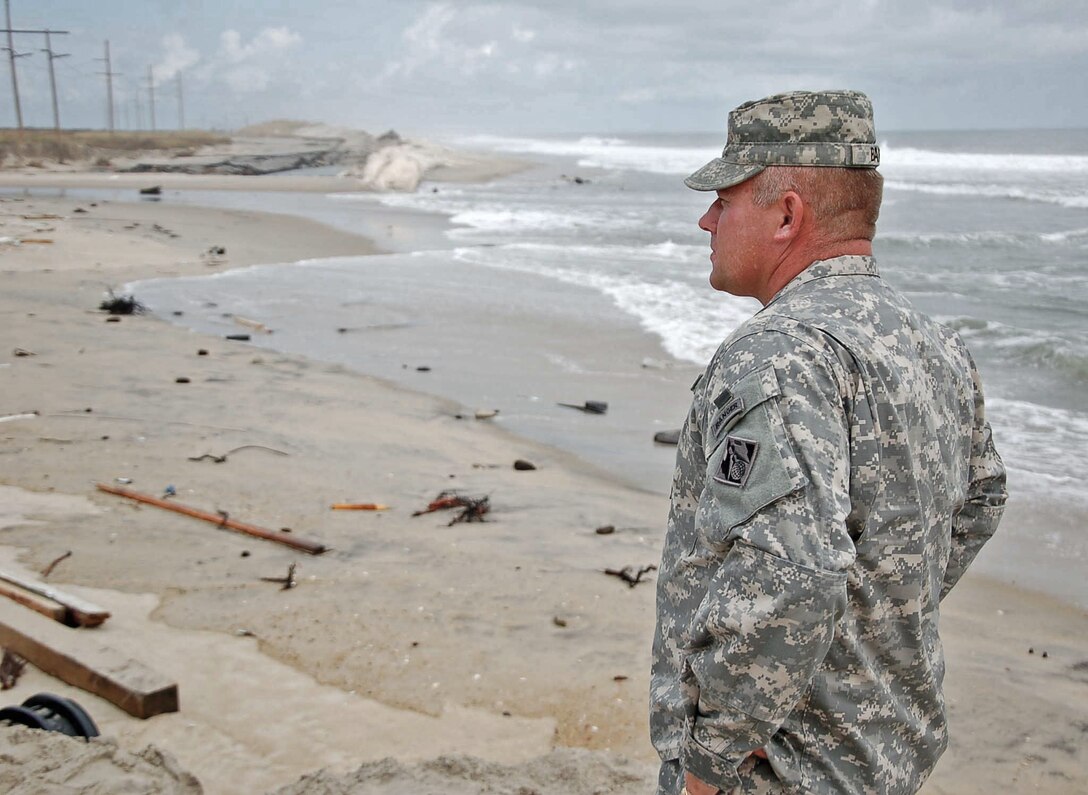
[147,65,155,132]
[176,71,184,130]
[3,0,23,129]
[133,84,142,130]
[2,6,70,131]
[42,29,68,131]
[97,40,117,132]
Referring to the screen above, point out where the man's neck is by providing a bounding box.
[759,239,873,305]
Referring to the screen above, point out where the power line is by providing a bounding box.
[146,64,155,131]
[176,70,184,130]
[42,29,69,131]
[1,0,69,130]
[3,0,30,129]
[96,39,118,131]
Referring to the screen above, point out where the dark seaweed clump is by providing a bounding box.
[99,291,146,315]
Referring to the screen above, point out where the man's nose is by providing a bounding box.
[698,206,716,234]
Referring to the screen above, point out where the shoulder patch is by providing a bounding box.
[715,436,759,487]
[709,396,745,443]
[705,364,781,453]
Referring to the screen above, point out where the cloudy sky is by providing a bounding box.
[5,1,1087,135]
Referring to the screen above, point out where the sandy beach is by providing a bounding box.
[1,176,1086,793]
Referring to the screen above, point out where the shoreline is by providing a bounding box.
[1,177,1085,793]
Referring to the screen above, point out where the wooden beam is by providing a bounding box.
[96,483,328,555]
[0,569,110,627]
[0,579,66,623]
[0,601,178,719]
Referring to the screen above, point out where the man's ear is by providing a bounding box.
[773,191,804,241]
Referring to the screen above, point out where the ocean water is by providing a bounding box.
[123,128,1087,606]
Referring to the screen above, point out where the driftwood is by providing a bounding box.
[95,483,327,555]
[0,602,178,718]
[0,570,110,627]
[187,444,289,463]
[411,491,490,525]
[0,649,27,689]
[603,565,658,588]
[41,551,72,578]
[260,563,297,590]
[558,400,608,415]
[0,412,38,423]
[232,316,271,333]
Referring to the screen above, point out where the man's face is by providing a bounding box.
[697,181,777,298]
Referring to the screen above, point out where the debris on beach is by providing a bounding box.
[449,497,490,525]
[138,185,162,195]
[232,315,271,334]
[225,333,251,341]
[412,490,490,525]
[653,429,681,445]
[0,569,111,627]
[330,502,389,511]
[1,610,176,717]
[261,562,298,591]
[0,411,38,423]
[98,290,145,315]
[603,564,658,588]
[95,483,328,554]
[201,245,227,265]
[0,650,27,689]
[474,409,499,420]
[40,551,72,579]
[513,459,536,470]
[188,444,290,464]
[12,348,35,357]
[595,525,615,535]
[557,400,608,415]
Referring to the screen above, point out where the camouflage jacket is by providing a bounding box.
[650,256,1007,794]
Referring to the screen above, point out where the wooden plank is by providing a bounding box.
[95,483,328,555]
[0,570,111,627]
[0,601,178,719]
[0,580,67,623]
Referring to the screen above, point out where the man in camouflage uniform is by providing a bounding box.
[650,90,1007,795]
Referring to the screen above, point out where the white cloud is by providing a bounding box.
[154,34,200,83]
[512,25,536,43]
[223,64,272,93]
[398,5,557,80]
[220,27,302,63]
[200,26,304,95]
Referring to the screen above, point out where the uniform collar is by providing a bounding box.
[765,255,879,308]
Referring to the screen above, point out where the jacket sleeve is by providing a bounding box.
[680,334,856,791]
[941,362,1007,601]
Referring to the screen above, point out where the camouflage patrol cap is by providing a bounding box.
[686,90,880,191]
